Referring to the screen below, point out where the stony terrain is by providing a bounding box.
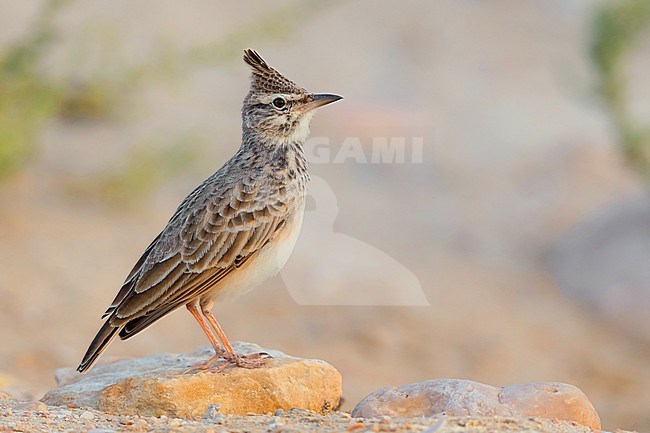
[0,397,622,433]
[0,346,612,433]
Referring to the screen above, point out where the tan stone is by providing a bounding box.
[499,382,600,429]
[42,342,341,419]
[351,379,600,430]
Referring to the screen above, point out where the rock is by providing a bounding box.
[79,410,95,420]
[54,365,84,388]
[41,342,341,419]
[351,379,600,430]
[203,403,224,423]
[548,191,650,342]
[498,382,600,429]
[54,356,132,388]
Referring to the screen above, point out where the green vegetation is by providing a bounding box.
[0,0,67,178]
[0,0,134,178]
[591,0,650,180]
[0,0,330,196]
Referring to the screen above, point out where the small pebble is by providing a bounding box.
[274,409,284,416]
[422,417,445,433]
[379,415,392,424]
[168,418,184,427]
[347,420,365,431]
[59,409,72,417]
[80,410,95,420]
[203,403,224,423]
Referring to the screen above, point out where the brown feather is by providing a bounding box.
[77,322,120,372]
[79,47,323,373]
[243,48,305,94]
[115,258,186,319]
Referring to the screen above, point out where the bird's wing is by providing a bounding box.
[102,232,162,319]
[108,175,293,330]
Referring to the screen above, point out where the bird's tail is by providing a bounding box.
[77,321,120,373]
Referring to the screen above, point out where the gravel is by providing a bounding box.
[0,396,628,433]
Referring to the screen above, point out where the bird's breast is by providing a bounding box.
[204,201,305,302]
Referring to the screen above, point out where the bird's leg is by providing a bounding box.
[202,309,271,371]
[183,303,227,373]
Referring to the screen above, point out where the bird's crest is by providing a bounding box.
[243,49,305,94]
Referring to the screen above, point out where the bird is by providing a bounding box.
[77,49,342,373]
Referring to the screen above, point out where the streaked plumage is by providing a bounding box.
[78,49,341,373]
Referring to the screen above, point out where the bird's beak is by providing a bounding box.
[301,93,343,112]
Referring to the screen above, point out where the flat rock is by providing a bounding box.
[41,342,341,419]
[351,379,600,430]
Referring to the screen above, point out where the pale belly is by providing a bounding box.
[202,206,305,303]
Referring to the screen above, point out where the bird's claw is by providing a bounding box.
[183,350,227,374]
[209,352,272,373]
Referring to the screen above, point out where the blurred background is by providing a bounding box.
[0,1,649,431]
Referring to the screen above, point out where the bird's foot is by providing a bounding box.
[183,350,227,374]
[210,352,272,373]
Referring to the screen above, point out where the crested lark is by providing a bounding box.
[78,49,341,373]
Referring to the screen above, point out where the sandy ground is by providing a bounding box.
[1,2,649,432]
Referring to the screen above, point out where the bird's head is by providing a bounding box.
[242,49,341,144]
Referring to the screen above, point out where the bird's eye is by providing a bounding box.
[272,97,287,109]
